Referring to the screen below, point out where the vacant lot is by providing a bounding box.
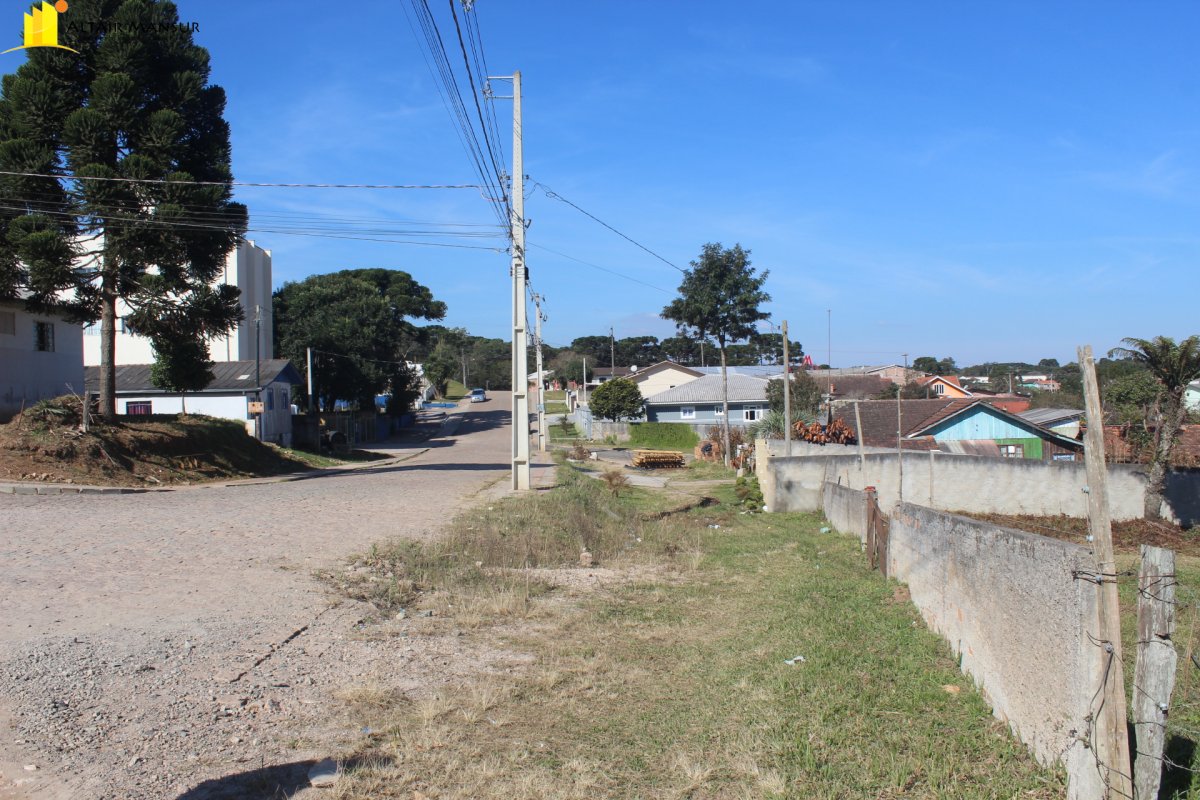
[324,467,1066,799]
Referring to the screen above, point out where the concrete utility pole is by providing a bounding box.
[254,304,262,441]
[533,292,547,452]
[1079,344,1134,799]
[782,320,791,456]
[306,346,314,413]
[491,70,530,490]
[610,326,615,371]
[897,352,907,502]
[582,357,588,406]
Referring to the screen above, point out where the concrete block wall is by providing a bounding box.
[821,482,869,543]
[886,503,1105,799]
[761,448,1148,520]
[820,485,1106,799]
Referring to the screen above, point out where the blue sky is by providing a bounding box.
[181,1,1199,366]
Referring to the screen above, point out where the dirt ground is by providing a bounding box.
[0,398,313,487]
[958,511,1199,556]
[0,394,556,800]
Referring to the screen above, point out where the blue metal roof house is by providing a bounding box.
[643,373,769,427]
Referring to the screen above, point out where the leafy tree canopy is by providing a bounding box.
[589,377,644,421]
[273,269,444,412]
[766,372,821,423]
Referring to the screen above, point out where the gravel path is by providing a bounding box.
[0,397,552,799]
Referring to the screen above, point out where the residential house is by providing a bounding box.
[808,364,915,386]
[589,366,633,386]
[834,398,1083,460]
[1018,407,1084,439]
[1186,380,1200,413]
[1021,378,1061,393]
[84,359,302,446]
[84,240,273,366]
[915,375,973,398]
[627,360,704,397]
[643,373,769,427]
[0,299,84,421]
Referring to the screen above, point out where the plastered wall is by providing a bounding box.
[822,485,1107,799]
[761,448,1150,520]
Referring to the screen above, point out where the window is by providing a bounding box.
[126,401,152,416]
[83,322,101,336]
[267,389,275,411]
[999,444,1023,458]
[35,321,54,352]
[680,406,695,420]
[743,407,761,422]
[932,382,944,395]
[0,310,14,336]
[281,389,289,410]
[714,406,724,417]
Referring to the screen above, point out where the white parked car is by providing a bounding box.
[469,388,488,403]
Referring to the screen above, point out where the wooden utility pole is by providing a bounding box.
[1133,545,1177,800]
[533,292,547,452]
[782,320,791,456]
[1079,344,1133,799]
[491,70,530,490]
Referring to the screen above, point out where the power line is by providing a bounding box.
[0,201,509,251]
[0,170,485,190]
[532,182,684,273]
[528,243,672,294]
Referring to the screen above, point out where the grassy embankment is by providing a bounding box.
[0,397,318,486]
[322,465,1065,799]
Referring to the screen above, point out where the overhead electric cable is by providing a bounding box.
[0,170,484,190]
[532,182,684,273]
[528,243,672,294]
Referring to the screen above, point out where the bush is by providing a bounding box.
[590,377,644,421]
[735,475,764,512]
[629,422,700,451]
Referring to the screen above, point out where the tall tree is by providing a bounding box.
[273,269,445,412]
[662,243,770,464]
[1108,336,1200,519]
[0,1,248,419]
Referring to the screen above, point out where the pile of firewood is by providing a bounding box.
[792,418,856,445]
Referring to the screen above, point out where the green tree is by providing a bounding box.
[274,269,445,412]
[766,371,820,424]
[148,335,212,415]
[1108,335,1200,519]
[662,243,770,464]
[422,346,458,397]
[0,1,249,419]
[589,377,643,421]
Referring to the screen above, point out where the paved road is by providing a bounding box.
[0,395,551,799]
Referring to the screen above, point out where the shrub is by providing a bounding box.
[628,422,700,451]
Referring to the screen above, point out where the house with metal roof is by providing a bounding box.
[833,398,1083,460]
[643,373,769,427]
[1018,407,1085,439]
[85,359,302,446]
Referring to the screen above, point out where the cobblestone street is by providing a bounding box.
[0,398,550,799]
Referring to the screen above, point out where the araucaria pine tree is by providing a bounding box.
[0,0,247,419]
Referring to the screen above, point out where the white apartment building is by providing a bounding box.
[83,239,273,366]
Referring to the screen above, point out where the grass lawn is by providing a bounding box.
[325,468,1064,799]
[444,380,470,401]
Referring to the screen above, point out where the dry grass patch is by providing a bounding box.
[325,473,1065,799]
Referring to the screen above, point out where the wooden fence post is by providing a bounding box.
[1080,344,1135,799]
[1133,545,1178,800]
